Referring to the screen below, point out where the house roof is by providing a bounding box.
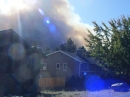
[47,50,88,63]
[0,29,47,58]
[0,29,30,49]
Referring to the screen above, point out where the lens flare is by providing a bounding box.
[85,75,104,91]
[44,17,50,24]
[38,8,44,15]
[84,72,87,75]
[49,24,56,32]
[8,43,25,60]
[19,65,31,80]
[46,20,50,24]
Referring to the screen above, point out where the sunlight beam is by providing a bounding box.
[0,0,28,14]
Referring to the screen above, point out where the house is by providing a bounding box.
[0,29,30,96]
[39,50,104,89]
[0,29,46,96]
[0,29,30,74]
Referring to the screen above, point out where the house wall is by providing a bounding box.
[40,52,80,78]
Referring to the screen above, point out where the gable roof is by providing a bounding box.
[0,29,30,49]
[47,50,87,63]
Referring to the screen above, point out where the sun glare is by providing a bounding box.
[0,0,28,14]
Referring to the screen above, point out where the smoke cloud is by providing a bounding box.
[0,0,93,49]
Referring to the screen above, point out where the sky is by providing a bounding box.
[0,0,129,49]
[68,0,130,25]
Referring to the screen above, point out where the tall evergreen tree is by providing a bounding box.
[85,16,130,77]
[44,47,51,55]
[66,38,77,52]
[60,43,67,51]
[55,38,77,52]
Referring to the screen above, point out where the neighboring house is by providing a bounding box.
[0,29,46,96]
[39,50,103,88]
[0,29,30,96]
[0,29,30,74]
[77,48,114,77]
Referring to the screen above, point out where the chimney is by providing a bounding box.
[76,49,84,58]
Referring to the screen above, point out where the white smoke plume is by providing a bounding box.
[0,0,94,48]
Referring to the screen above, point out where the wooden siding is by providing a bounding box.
[39,77,65,88]
[40,51,80,78]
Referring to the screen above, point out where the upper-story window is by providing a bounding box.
[63,63,67,71]
[56,63,60,69]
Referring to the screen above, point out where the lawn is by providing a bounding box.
[37,90,130,97]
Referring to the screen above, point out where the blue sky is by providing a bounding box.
[68,0,130,26]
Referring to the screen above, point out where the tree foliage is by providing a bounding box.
[85,16,130,77]
[55,38,77,52]
[60,43,67,51]
[66,38,77,52]
[44,47,51,55]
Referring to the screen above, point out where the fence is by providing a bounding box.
[39,77,65,89]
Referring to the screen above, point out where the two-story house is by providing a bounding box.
[39,50,103,89]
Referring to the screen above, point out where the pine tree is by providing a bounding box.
[60,43,67,51]
[66,38,77,52]
[44,47,51,55]
[55,38,77,52]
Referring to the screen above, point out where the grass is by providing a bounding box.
[37,89,130,97]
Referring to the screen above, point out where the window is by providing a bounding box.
[56,63,60,69]
[63,63,67,71]
[41,63,47,70]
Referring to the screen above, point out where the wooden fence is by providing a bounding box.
[39,77,65,89]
